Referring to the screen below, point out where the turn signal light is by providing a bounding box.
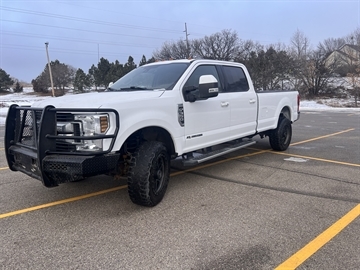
[100,116,108,133]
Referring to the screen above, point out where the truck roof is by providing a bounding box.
[144,58,241,67]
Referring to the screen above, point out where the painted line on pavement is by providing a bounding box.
[290,128,355,146]
[275,204,360,270]
[0,128,356,218]
[0,167,8,171]
[0,186,127,219]
[0,150,268,219]
[270,151,360,167]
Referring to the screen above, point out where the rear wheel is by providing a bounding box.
[269,117,292,151]
[127,141,170,207]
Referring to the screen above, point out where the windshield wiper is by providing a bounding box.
[119,86,152,91]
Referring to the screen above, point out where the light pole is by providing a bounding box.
[45,42,55,97]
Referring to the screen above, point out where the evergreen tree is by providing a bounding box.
[124,56,137,75]
[31,60,75,93]
[105,60,124,87]
[88,57,112,89]
[74,68,92,92]
[88,64,99,89]
[0,68,15,92]
[241,46,294,90]
[14,81,23,93]
[146,57,156,64]
[139,55,147,66]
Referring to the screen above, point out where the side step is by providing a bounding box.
[182,140,256,166]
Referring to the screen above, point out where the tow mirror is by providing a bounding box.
[198,75,219,99]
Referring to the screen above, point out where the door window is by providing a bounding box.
[222,66,249,92]
[183,65,222,101]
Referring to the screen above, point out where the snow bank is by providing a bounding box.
[0,91,52,125]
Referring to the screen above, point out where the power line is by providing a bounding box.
[0,6,184,34]
[2,31,158,49]
[53,0,207,37]
[1,43,136,57]
[1,19,173,41]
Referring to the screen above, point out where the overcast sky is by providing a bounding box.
[1,0,359,83]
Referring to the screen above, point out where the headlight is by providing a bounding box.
[57,114,110,151]
[74,114,109,152]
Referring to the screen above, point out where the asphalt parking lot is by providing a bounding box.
[0,110,359,270]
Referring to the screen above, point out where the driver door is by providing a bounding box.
[182,64,231,152]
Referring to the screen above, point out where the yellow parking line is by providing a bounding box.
[0,128,356,219]
[0,167,8,171]
[290,128,355,146]
[0,150,267,219]
[275,204,360,270]
[0,186,127,219]
[271,152,360,167]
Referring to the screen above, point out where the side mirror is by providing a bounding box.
[198,75,219,99]
[108,82,114,88]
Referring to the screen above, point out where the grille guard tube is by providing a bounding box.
[5,105,120,187]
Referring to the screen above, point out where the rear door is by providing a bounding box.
[220,65,258,139]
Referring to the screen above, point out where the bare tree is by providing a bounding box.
[235,39,263,62]
[345,27,360,45]
[345,64,360,107]
[298,50,337,97]
[318,37,346,56]
[153,39,190,60]
[290,29,311,60]
[192,29,240,60]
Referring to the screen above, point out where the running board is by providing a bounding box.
[182,140,256,166]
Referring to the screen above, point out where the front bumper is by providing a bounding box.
[5,105,120,187]
[8,145,120,184]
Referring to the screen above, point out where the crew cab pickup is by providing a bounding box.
[5,59,300,206]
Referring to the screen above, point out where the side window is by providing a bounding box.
[183,65,222,94]
[222,66,249,92]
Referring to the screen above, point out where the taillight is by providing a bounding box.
[297,94,300,113]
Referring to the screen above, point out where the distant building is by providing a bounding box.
[326,44,360,68]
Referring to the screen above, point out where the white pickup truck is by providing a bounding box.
[5,59,300,206]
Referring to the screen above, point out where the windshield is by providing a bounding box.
[108,63,190,91]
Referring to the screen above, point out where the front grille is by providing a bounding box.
[8,106,119,157]
[57,113,74,122]
[14,109,42,148]
[56,141,77,152]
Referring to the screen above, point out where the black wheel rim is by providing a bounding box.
[152,154,166,194]
[281,125,291,146]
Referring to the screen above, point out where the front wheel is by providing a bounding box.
[269,117,292,151]
[127,141,170,207]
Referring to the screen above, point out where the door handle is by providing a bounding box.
[249,99,256,104]
[221,102,229,107]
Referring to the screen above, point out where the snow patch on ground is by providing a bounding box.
[1,89,360,126]
[284,157,309,163]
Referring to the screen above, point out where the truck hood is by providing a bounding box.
[32,90,165,109]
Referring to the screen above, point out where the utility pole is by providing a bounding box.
[45,42,55,97]
[184,23,190,58]
[97,43,100,63]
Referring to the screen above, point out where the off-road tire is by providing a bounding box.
[269,117,292,151]
[127,141,170,207]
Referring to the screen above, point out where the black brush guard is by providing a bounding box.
[5,105,120,187]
